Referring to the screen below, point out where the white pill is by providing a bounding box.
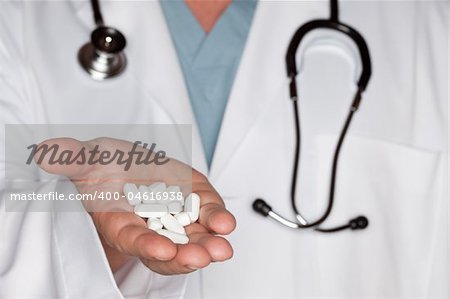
[148,182,167,194]
[146,182,166,203]
[134,203,168,218]
[147,218,163,231]
[161,213,186,235]
[137,185,149,202]
[143,185,162,203]
[166,185,181,193]
[166,185,184,205]
[123,183,140,206]
[168,201,183,214]
[185,193,200,223]
[156,229,189,244]
[139,185,149,194]
[174,212,191,226]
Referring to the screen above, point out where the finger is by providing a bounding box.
[198,201,236,235]
[189,174,236,235]
[33,138,92,178]
[186,223,233,262]
[143,242,212,275]
[95,212,177,261]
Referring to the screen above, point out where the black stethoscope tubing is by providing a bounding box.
[253,0,372,233]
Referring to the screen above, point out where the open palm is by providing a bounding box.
[35,137,236,274]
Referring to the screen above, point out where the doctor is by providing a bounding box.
[0,0,448,299]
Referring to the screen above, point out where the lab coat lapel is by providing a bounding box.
[71,1,208,173]
[128,2,207,173]
[130,2,194,125]
[208,3,286,180]
[209,1,326,180]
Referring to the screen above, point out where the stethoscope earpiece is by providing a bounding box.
[78,26,127,80]
[252,199,272,216]
[349,216,369,230]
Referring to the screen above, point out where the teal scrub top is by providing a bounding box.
[160,0,258,167]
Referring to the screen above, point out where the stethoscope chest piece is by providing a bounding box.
[78,26,127,80]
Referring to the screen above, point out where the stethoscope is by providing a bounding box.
[78,0,371,232]
[252,0,372,233]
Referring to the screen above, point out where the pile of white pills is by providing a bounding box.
[123,182,200,244]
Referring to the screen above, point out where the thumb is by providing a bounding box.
[33,138,92,179]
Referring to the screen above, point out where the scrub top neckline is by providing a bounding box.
[161,0,257,68]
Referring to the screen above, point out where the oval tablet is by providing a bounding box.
[174,212,191,226]
[139,185,153,203]
[168,201,183,214]
[123,183,140,206]
[166,186,183,205]
[147,217,163,231]
[185,193,200,223]
[148,182,167,194]
[161,213,186,235]
[156,229,189,245]
[134,203,168,218]
[166,185,181,193]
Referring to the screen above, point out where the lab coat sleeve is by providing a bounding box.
[0,3,187,298]
[0,4,123,298]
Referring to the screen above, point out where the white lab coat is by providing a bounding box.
[0,0,448,298]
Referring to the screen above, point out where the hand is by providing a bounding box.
[35,137,236,274]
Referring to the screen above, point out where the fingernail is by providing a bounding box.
[187,265,198,270]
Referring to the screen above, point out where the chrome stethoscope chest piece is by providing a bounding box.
[78,26,127,80]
